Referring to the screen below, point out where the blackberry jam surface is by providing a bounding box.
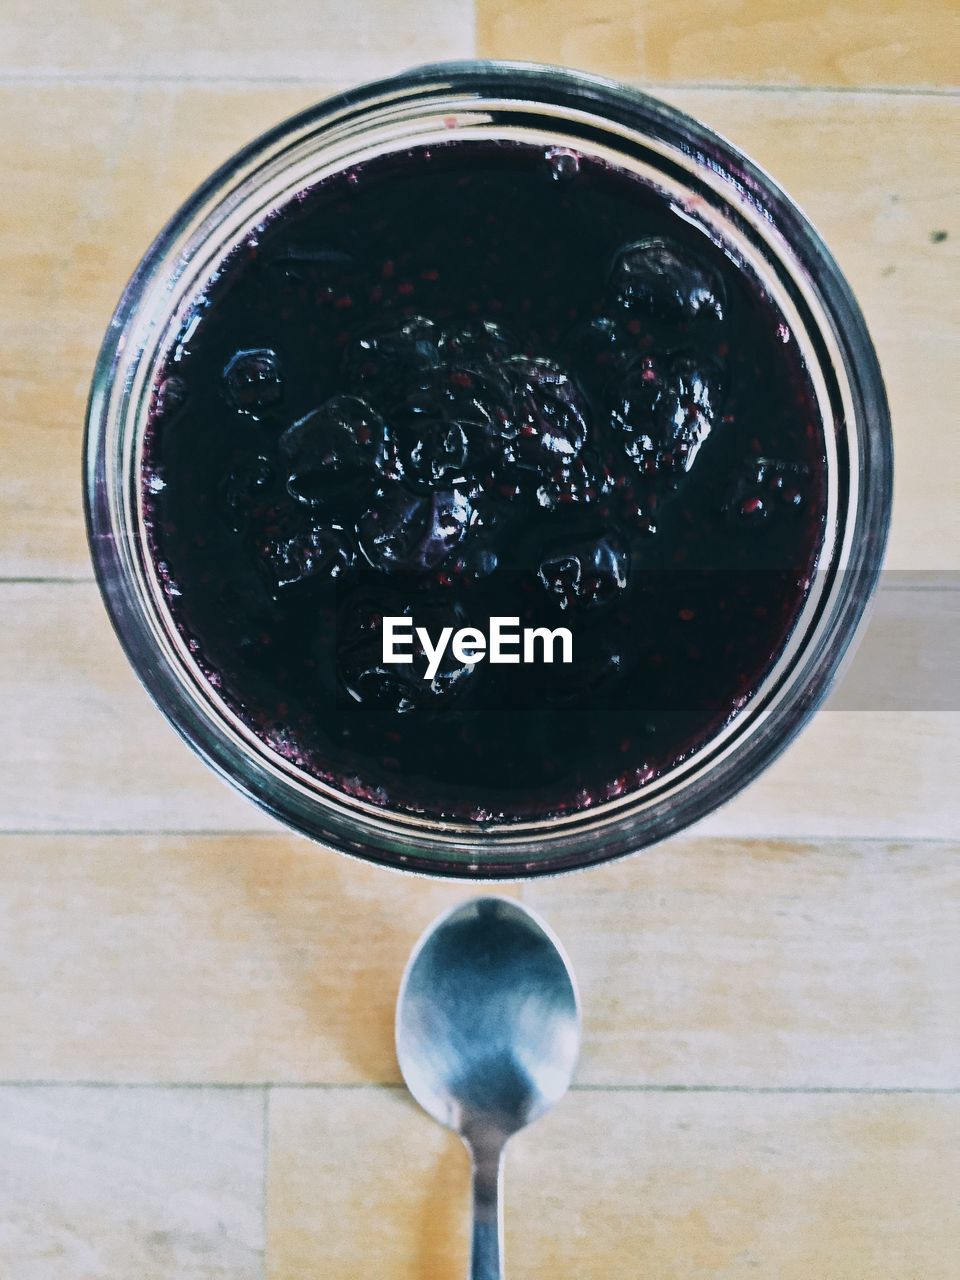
[143,140,827,823]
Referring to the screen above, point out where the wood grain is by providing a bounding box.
[0,83,328,581]
[0,1086,264,1279]
[1,3,957,1273]
[826,581,960,711]
[0,832,954,1089]
[477,0,959,90]
[0,582,272,831]
[505,1091,960,1279]
[267,1087,470,1280]
[1,88,956,579]
[0,832,517,1084]
[268,1087,960,1279]
[526,838,960,1088]
[658,89,960,576]
[695,710,960,841]
[4,582,958,836]
[0,0,473,80]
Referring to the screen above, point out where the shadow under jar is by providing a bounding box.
[84,61,891,878]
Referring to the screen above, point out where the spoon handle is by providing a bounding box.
[469,1136,505,1280]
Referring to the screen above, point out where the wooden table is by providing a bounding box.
[1,3,957,1275]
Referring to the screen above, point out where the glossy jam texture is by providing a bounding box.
[143,141,827,821]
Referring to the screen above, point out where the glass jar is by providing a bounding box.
[84,61,892,878]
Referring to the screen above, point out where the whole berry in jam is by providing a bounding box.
[337,595,480,712]
[536,532,629,611]
[611,352,723,478]
[562,314,634,398]
[223,347,284,413]
[280,396,386,505]
[358,485,471,575]
[395,363,513,477]
[336,597,421,714]
[346,316,442,396]
[254,510,355,590]
[501,356,589,468]
[397,417,471,486]
[607,237,725,326]
[448,540,500,584]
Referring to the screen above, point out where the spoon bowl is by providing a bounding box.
[396,897,580,1278]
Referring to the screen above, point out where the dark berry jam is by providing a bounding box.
[143,141,827,823]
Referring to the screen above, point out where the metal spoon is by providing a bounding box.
[395,897,581,1279]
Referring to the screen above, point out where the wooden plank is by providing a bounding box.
[1,4,955,1271]
[0,83,327,581]
[0,831,954,1088]
[0,582,274,831]
[0,831,517,1083]
[659,89,960,576]
[0,1086,264,1278]
[1,88,956,579]
[826,581,960,712]
[267,1088,470,1280]
[525,838,960,1088]
[4,582,958,836]
[267,1087,960,1279]
[693,710,960,841]
[477,0,959,90]
[0,0,473,80]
